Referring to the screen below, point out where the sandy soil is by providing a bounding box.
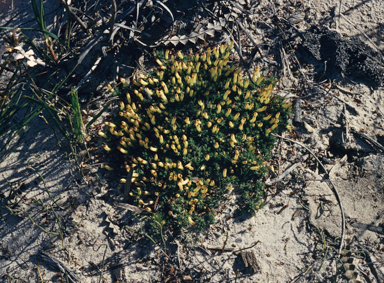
[1,0,384,282]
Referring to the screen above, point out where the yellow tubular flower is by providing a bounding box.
[198,100,205,110]
[103,144,112,152]
[283,102,292,108]
[105,122,116,128]
[98,131,108,138]
[249,112,258,123]
[250,166,260,171]
[120,77,128,87]
[233,112,240,120]
[118,146,128,154]
[188,217,196,225]
[216,104,222,114]
[177,161,184,170]
[263,114,272,120]
[205,154,210,161]
[234,150,239,160]
[104,164,114,171]
[185,117,190,125]
[177,50,184,59]
[126,92,132,103]
[252,67,260,82]
[233,72,238,84]
[231,133,238,143]
[257,106,267,112]
[244,79,249,89]
[223,89,231,100]
[271,123,279,130]
[150,146,158,152]
[229,121,234,128]
[239,123,244,131]
[223,168,227,178]
[220,44,226,54]
[225,108,232,117]
[161,81,169,94]
[213,46,219,58]
[156,58,163,66]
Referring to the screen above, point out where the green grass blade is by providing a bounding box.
[25,93,71,140]
[86,101,111,131]
[70,88,84,142]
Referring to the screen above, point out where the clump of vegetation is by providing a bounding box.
[100,42,292,231]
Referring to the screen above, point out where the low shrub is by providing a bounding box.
[100,42,292,231]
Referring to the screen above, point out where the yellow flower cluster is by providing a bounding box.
[99,42,292,229]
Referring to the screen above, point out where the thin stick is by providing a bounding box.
[110,0,117,41]
[265,162,301,185]
[272,133,345,256]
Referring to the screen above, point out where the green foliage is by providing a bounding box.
[101,42,293,231]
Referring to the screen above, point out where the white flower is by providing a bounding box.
[13,45,45,67]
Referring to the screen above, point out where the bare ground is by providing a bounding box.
[1,0,384,282]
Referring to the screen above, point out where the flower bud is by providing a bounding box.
[98,131,108,138]
[155,58,163,66]
[104,164,113,171]
[103,144,112,152]
[230,134,237,143]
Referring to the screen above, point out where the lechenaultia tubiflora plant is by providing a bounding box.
[99,41,293,231]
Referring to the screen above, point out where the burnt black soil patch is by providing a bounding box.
[299,26,384,88]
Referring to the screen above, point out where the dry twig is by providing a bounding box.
[272,133,345,256]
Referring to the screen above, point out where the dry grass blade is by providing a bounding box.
[272,133,345,256]
[40,251,79,283]
[154,0,174,22]
[114,202,151,215]
[114,23,151,37]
